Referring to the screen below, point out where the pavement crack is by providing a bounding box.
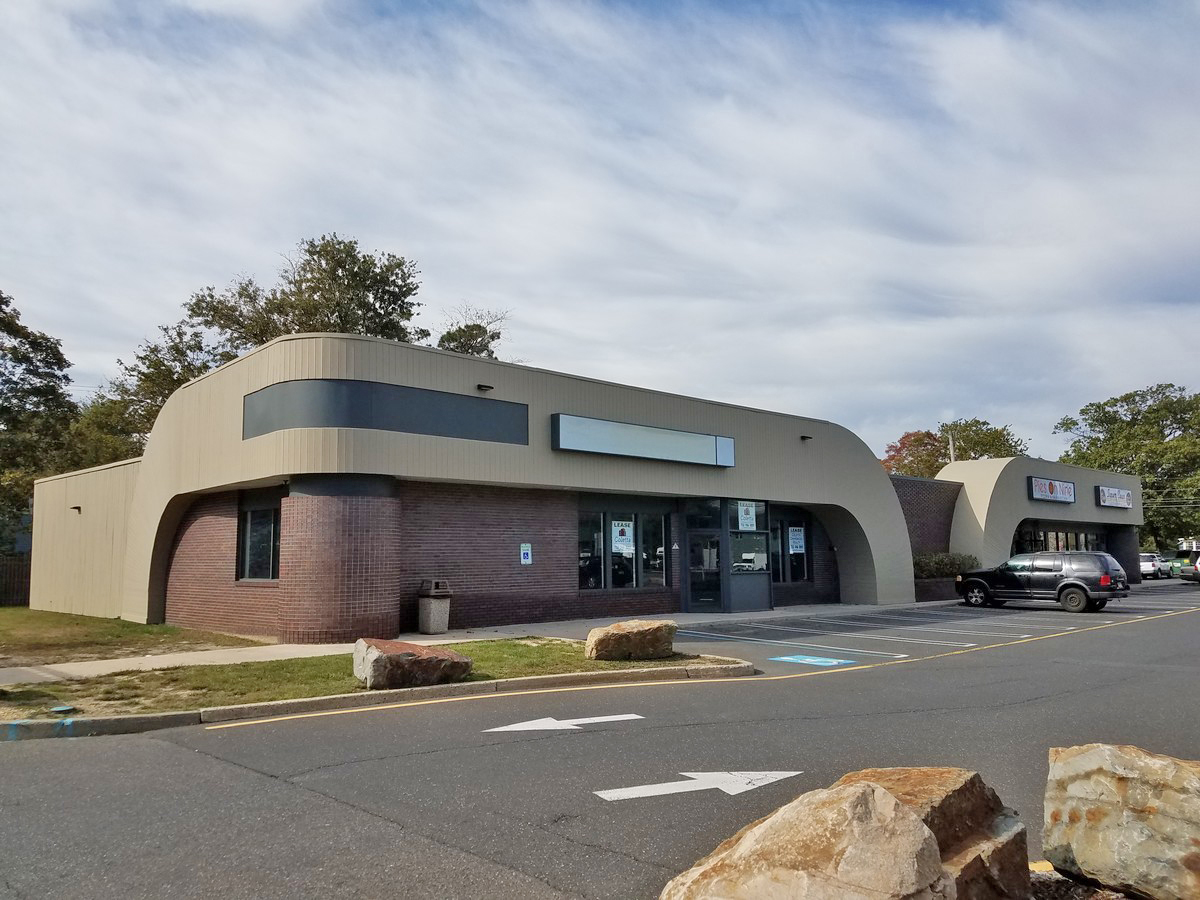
[0,873,28,900]
[281,734,582,780]
[525,819,677,876]
[157,738,573,898]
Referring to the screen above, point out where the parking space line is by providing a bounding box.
[886,614,1075,632]
[748,619,974,648]
[896,609,1092,628]
[822,613,1032,637]
[206,607,1200,731]
[676,629,908,659]
[747,622,974,648]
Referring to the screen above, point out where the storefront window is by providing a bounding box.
[579,509,671,590]
[642,514,666,587]
[579,512,603,589]
[769,511,810,583]
[730,532,768,573]
[610,513,637,588]
[729,500,767,532]
[685,499,721,530]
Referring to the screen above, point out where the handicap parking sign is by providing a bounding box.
[769,654,855,667]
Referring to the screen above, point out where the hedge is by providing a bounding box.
[913,552,979,579]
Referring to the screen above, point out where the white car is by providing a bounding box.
[1139,553,1171,579]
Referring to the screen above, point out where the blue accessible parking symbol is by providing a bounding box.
[770,654,856,667]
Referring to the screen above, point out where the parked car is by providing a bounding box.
[1181,560,1200,584]
[1139,553,1172,579]
[1167,551,1198,577]
[955,551,1129,612]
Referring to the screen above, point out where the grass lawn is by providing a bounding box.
[1,638,726,721]
[0,607,263,667]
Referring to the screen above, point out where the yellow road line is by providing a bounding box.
[205,606,1200,731]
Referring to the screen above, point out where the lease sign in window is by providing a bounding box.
[788,526,806,554]
[611,520,635,555]
[736,501,757,531]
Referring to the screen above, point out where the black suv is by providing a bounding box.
[955,551,1129,612]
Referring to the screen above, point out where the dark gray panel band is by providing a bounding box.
[288,475,398,497]
[243,379,529,445]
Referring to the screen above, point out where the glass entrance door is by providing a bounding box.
[687,532,723,612]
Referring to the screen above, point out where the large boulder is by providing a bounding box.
[835,768,1030,899]
[352,639,472,690]
[1043,743,1200,900]
[585,619,676,660]
[661,782,953,900]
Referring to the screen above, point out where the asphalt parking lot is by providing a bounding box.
[674,578,1200,673]
[2,579,1198,899]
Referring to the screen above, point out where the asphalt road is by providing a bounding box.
[3,580,1199,899]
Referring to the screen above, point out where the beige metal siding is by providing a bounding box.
[35,334,914,622]
[31,459,141,617]
[941,457,1143,567]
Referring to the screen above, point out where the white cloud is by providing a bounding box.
[2,0,1197,455]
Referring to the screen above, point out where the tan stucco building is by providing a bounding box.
[30,333,1143,641]
[939,457,1143,570]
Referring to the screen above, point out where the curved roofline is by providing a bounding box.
[177,332,839,429]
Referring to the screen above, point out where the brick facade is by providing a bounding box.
[396,482,679,631]
[165,493,280,637]
[165,482,681,642]
[889,475,963,555]
[277,493,404,643]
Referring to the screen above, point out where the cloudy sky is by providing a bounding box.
[3,0,1197,459]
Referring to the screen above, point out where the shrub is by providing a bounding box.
[913,552,979,579]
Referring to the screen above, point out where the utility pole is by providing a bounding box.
[948,430,957,463]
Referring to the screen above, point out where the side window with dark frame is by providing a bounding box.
[1033,555,1062,572]
[237,490,282,580]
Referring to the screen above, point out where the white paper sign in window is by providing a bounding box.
[611,520,635,555]
[736,501,757,531]
[788,526,806,554]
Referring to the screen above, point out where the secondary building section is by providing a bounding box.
[939,457,1142,579]
[31,333,916,642]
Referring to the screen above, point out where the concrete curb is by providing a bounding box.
[2,657,754,741]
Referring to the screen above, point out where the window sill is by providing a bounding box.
[236,578,280,586]
[579,585,675,595]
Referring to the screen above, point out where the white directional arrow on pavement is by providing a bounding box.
[484,714,644,732]
[594,771,802,801]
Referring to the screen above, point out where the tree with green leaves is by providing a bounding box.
[1055,384,1200,552]
[186,233,430,355]
[91,235,511,457]
[436,305,510,359]
[0,291,78,545]
[881,418,1030,477]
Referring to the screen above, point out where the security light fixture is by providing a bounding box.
[799,435,814,442]
[476,383,494,392]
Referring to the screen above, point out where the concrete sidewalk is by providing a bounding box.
[0,600,941,686]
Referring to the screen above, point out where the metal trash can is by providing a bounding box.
[417,579,453,634]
